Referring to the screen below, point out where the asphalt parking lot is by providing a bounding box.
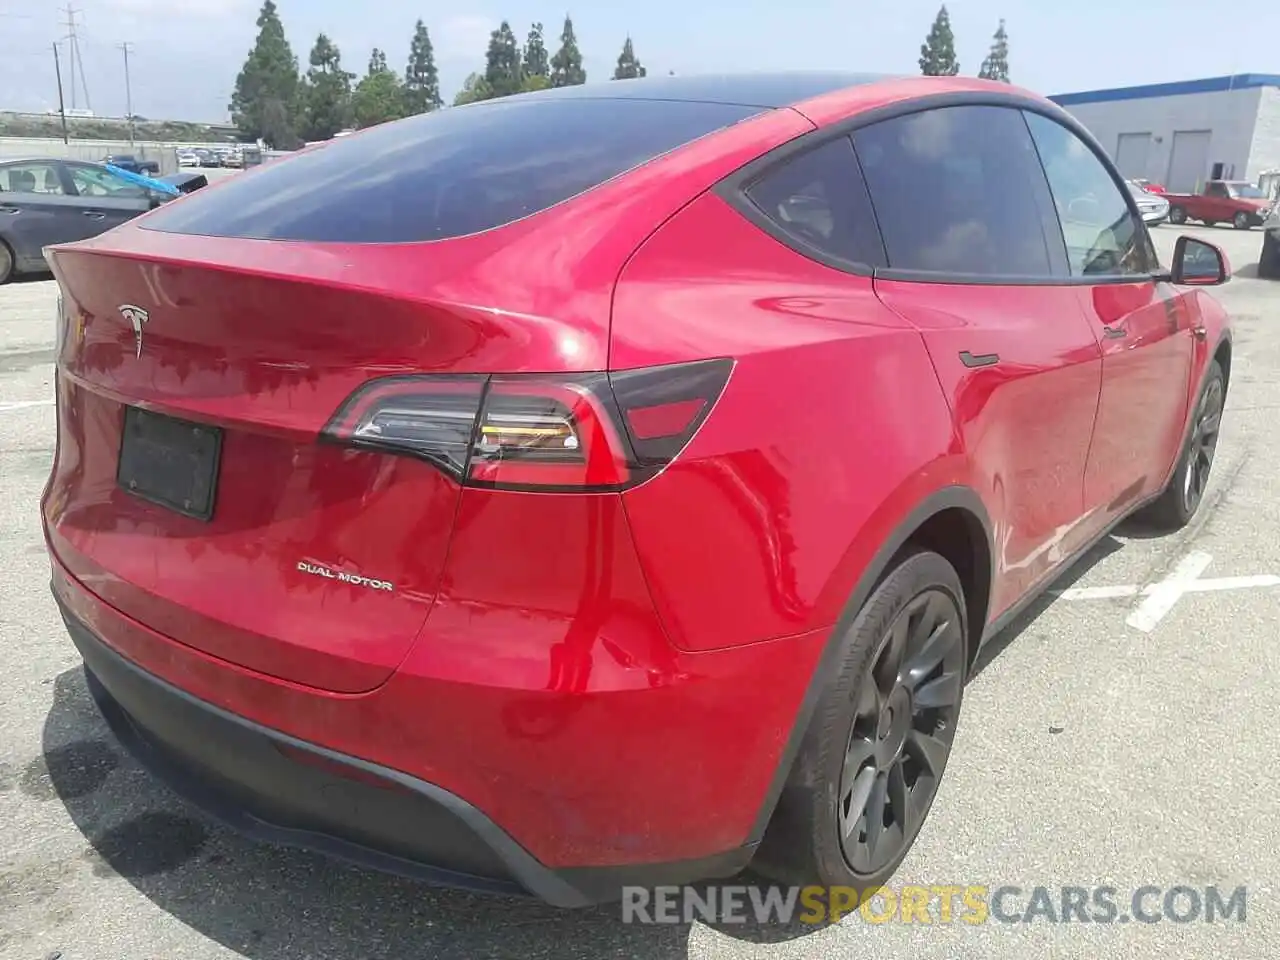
[1,223,1277,959]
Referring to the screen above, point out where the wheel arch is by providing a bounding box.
[0,235,16,284]
[1213,332,1232,393]
[747,483,994,843]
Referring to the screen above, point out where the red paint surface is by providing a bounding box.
[41,76,1231,870]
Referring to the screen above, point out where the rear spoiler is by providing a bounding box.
[102,165,209,197]
[157,172,209,194]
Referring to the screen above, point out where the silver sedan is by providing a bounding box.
[1127,179,1170,226]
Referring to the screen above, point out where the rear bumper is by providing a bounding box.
[61,597,756,906]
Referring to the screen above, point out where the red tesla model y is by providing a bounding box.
[42,73,1232,906]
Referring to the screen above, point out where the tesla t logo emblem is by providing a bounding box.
[118,304,149,358]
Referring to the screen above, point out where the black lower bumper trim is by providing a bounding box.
[58,598,756,907]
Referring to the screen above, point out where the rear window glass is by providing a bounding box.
[142,97,765,243]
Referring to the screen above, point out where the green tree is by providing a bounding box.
[484,20,523,98]
[524,22,550,80]
[228,0,301,148]
[919,5,960,76]
[978,19,1010,82]
[521,74,551,93]
[612,36,646,80]
[352,47,405,128]
[403,19,441,113]
[453,72,494,106]
[549,15,586,87]
[300,33,354,140]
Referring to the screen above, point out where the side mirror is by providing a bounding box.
[1171,235,1230,286]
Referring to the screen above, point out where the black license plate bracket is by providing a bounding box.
[117,407,222,521]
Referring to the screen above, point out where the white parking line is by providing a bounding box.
[1052,551,1280,633]
[1125,550,1214,633]
[0,400,54,412]
[1057,574,1280,602]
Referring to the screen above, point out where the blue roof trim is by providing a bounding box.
[1050,74,1280,106]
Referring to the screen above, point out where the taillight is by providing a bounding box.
[321,359,733,491]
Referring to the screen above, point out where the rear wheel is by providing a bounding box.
[1168,206,1187,225]
[753,549,968,890]
[0,240,13,285]
[1137,361,1225,530]
[1233,211,1251,230]
[1260,231,1280,279]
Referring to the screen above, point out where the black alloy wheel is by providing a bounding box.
[1182,373,1224,515]
[837,588,965,875]
[1138,360,1226,530]
[751,550,969,891]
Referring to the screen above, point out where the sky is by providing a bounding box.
[0,0,1269,123]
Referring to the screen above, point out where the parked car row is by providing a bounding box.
[176,147,245,169]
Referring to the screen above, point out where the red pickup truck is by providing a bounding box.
[1166,180,1273,229]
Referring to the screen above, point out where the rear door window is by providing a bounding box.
[851,105,1056,278]
[742,136,886,269]
[141,97,765,243]
[66,164,149,200]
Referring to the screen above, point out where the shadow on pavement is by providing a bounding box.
[972,531,1125,675]
[39,667,823,959]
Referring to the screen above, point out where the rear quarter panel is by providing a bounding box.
[612,192,965,652]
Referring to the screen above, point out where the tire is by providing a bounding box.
[752,549,969,891]
[1169,206,1187,225]
[1233,211,1251,230]
[0,240,14,285]
[1260,232,1280,279]
[1136,360,1225,530]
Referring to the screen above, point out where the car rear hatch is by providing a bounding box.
[44,238,595,694]
[42,93,777,694]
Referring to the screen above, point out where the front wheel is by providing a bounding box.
[1137,361,1225,530]
[753,550,968,890]
[1234,211,1251,230]
[0,241,14,285]
[1169,206,1187,224]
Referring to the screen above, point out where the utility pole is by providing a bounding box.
[52,43,69,144]
[119,42,135,143]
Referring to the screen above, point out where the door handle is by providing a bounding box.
[959,350,1000,368]
[82,211,106,220]
[1102,325,1128,339]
